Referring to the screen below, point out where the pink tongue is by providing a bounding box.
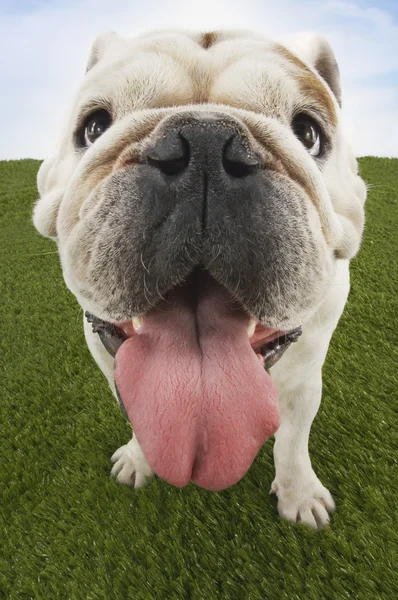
[114,275,280,491]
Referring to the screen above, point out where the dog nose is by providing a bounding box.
[146,122,259,178]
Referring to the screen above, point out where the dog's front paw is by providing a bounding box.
[270,471,335,529]
[110,435,154,489]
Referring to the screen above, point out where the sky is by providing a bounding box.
[0,0,397,159]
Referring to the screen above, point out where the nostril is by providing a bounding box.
[147,133,190,176]
[148,155,188,176]
[223,158,257,178]
[222,134,259,178]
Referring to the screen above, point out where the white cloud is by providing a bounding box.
[0,0,397,158]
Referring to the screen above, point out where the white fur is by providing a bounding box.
[110,435,154,488]
[33,28,366,529]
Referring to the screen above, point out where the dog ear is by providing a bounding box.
[85,31,122,72]
[33,32,125,240]
[283,33,342,107]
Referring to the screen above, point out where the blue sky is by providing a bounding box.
[0,0,397,158]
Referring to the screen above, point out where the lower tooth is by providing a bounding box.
[132,316,142,332]
[248,319,256,338]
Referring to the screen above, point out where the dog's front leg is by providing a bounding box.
[110,433,154,488]
[83,315,154,489]
[270,259,350,528]
[270,374,335,529]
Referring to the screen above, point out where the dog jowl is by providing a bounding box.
[33,29,366,528]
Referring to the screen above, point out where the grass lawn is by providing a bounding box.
[0,157,397,599]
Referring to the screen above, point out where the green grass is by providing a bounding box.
[0,157,397,600]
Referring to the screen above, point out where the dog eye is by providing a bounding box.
[83,110,112,145]
[292,115,322,157]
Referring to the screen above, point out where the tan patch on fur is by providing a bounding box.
[274,44,337,128]
[267,143,320,207]
[260,148,289,179]
[243,113,320,207]
[200,31,218,49]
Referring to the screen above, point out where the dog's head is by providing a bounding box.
[33,29,366,490]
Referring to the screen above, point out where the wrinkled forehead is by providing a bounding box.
[74,30,337,127]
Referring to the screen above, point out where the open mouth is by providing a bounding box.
[86,309,301,371]
[85,269,302,491]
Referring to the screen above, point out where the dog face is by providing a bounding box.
[33,29,366,490]
[34,28,365,329]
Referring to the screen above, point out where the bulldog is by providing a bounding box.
[33,28,366,529]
